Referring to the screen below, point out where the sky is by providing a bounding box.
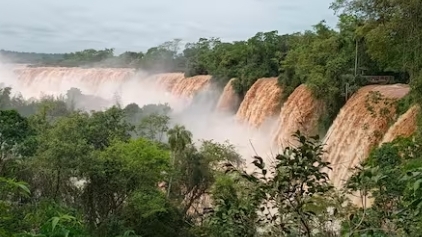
[0,0,337,54]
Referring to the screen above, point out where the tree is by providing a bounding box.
[344,136,422,236]
[201,174,260,237]
[177,140,242,217]
[85,106,133,150]
[140,39,185,72]
[166,125,193,199]
[223,131,334,236]
[81,138,170,236]
[0,87,12,109]
[0,177,30,236]
[137,113,170,142]
[167,125,193,154]
[0,110,31,175]
[117,51,144,68]
[183,38,219,77]
[331,0,422,77]
[30,112,91,201]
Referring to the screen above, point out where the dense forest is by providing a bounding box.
[2,0,422,236]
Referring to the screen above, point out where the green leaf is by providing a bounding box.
[16,182,31,195]
[51,217,60,231]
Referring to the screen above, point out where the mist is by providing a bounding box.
[0,63,279,169]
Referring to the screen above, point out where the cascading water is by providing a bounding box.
[146,72,185,92]
[380,105,419,145]
[236,78,282,127]
[171,75,211,98]
[13,67,135,99]
[9,67,213,112]
[5,65,418,192]
[273,84,324,149]
[215,78,240,114]
[323,84,410,189]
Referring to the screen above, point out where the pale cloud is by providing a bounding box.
[0,0,337,53]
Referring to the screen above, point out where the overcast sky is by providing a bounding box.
[0,0,337,54]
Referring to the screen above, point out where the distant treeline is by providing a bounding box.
[0,50,65,64]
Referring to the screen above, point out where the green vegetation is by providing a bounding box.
[0,86,243,237]
[2,0,422,236]
[395,94,413,117]
[2,87,421,237]
[343,135,422,236]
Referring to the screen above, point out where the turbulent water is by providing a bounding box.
[236,78,282,127]
[323,84,410,189]
[380,105,419,144]
[273,84,324,149]
[8,67,212,112]
[171,75,211,97]
[149,73,185,92]
[215,78,240,114]
[14,67,135,99]
[2,66,277,169]
[2,65,417,190]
